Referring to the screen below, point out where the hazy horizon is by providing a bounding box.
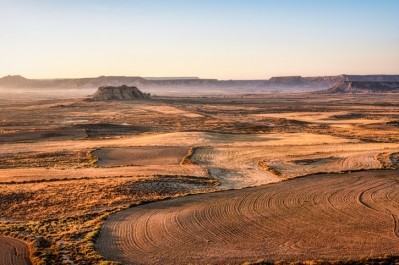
[3,73,399,81]
[1,0,398,79]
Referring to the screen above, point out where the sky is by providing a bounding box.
[0,0,398,79]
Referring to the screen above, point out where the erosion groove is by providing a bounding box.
[0,237,31,265]
[97,170,399,265]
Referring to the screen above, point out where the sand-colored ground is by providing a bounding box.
[135,104,204,118]
[121,131,355,147]
[0,132,363,188]
[0,165,206,184]
[191,143,399,188]
[0,130,360,188]
[0,132,355,155]
[0,236,31,265]
[93,146,190,167]
[1,94,399,263]
[97,170,399,265]
[253,111,389,129]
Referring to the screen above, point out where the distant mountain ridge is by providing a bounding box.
[0,74,337,89]
[1,74,399,94]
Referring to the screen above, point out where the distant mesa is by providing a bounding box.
[321,80,399,94]
[268,76,307,86]
[1,74,399,95]
[89,85,151,101]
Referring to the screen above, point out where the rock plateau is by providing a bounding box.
[89,85,150,101]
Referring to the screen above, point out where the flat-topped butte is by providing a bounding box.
[89,85,151,101]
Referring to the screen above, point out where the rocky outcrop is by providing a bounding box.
[89,85,150,101]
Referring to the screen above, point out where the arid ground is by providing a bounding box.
[97,170,399,265]
[0,236,31,265]
[1,93,399,264]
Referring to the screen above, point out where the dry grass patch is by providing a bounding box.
[0,150,97,169]
[0,175,216,221]
[0,174,218,264]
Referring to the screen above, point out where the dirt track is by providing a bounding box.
[0,237,31,265]
[97,170,399,265]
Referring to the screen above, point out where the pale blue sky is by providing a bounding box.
[1,0,398,79]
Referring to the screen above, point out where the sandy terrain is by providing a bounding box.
[97,170,399,265]
[253,111,389,129]
[0,165,206,184]
[191,143,399,188]
[0,236,31,265]
[93,146,190,167]
[0,132,354,154]
[1,93,399,263]
[0,132,368,189]
[136,104,204,118]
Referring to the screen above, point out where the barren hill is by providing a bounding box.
[89,85,151,101]
[0,75,31,87]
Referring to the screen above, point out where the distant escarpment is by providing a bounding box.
[268,76,308,86]
[89,85,150,101]
[320,81,399,94]
[2,74,399,95]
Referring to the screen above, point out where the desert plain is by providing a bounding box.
[1,92,399,265]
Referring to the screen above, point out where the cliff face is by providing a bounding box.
[268,76,307,85]
[341,75,399,82]
[321,81,399,94]
[90,85,150,101]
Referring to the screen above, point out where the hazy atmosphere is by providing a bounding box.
[2,1,399,265]
[1,0,399,79]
